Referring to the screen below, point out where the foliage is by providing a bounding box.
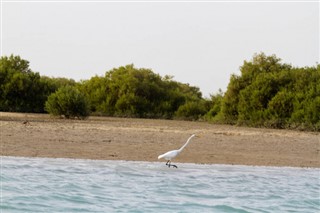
[175,100,209,121]
[207,53,320,131]
[0,55,78,113]
[0,55,44,112]
[79,64,204,119]
[45,86,90,119]
[2,53,319,130]
[78,76,107,113]
[204,89,224,121]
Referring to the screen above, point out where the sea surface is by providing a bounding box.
[1,156,319,212]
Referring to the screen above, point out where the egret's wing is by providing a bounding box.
[158,150,178,160]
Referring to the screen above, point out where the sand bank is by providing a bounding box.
[1,112,319,168]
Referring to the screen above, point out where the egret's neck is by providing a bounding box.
[178,134,195,152]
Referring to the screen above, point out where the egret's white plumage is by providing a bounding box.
[158,134,196,168]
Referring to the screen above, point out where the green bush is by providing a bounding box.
[207,53,320,131]
[45,86,90,119]
[0,55,45,112]
[3,53,319,130]
[79,64,203,119]
[174,101,208,120]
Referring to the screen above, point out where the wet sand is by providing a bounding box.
[1,112,319,168]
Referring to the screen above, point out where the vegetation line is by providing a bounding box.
[0,53,319,131]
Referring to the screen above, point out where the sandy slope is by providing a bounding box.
[1,112,319,168]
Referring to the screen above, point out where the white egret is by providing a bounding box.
[158,134,196,168]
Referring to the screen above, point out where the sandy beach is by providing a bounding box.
[1,112,319,168]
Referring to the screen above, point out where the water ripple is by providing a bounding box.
[1,156,319,212]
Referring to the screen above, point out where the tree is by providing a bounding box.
[83,64,204,119]
[79,76,107,113]
[209,53,319,131]
[0,55,45,112]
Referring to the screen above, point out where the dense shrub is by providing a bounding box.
[208,53,320,131]
[45,86,90,119]
[174,101,209,120]
[79,64,203,119]
[0,55,77,113]
[0,55,44,112]
[2,53,319,130]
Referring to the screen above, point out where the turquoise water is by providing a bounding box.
[1,157,319,212]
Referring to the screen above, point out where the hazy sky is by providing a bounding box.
[1,0,319,97]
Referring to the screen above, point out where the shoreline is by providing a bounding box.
[1,112,320,168]
[2,155,320,170]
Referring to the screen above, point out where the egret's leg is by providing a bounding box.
[165,160,178,168]
[171,164,178,168]
[167,161,178,168]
